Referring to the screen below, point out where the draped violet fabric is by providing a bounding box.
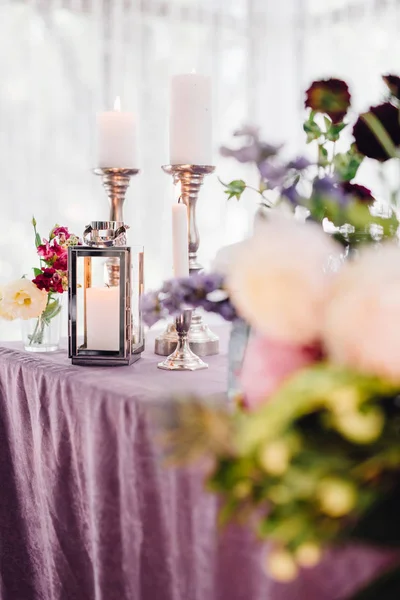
[0,329,396,600]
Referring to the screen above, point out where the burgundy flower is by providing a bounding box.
[305,78,351,123]
[51,226,70,241]
[382,74,400,100]
[37,240,56,262]
[53,251,68,271]
[340,182,375,205]
[353,103,400,161]
[33,268,64,294]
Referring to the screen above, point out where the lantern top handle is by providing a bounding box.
[83,221,129,247]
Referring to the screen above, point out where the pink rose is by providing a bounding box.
[240,335,321,410]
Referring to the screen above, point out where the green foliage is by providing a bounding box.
[318,145,329,167]
[221,179,247,200]
[33,268,42,277]
[333,145,364,181]
[326,121,347,142]
[304,111,323,143]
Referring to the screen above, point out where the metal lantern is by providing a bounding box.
[68,221,144,366]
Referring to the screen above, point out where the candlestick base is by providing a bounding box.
[154,309,219,357]
[158,309,208,371]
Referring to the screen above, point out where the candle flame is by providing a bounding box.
[113,96,121,111]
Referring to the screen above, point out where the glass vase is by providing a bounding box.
[228,318,251,402]
[21,294,63,352]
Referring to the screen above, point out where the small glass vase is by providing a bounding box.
[228,318,251,402]
[21,294,63,352]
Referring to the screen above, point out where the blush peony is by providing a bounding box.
[226,217,341,344]
[323,244,400,381]
[0,279,47,320]
[240,335,321,410]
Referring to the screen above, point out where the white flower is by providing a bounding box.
[0,279,47,321]
[323,244,400,381]
[226,217,341,344]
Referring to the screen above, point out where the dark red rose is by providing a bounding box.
[33,268,64,294]
[382,74,400,100]
[353,102,400,161]
[305,78,351,123]
[340,182,375,205]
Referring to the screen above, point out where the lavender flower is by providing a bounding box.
[313,175,347,205]
[140,273,237,327]
[287,156,312,171]
[258,160,288,188]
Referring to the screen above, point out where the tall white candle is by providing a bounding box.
[170,73,212,165]
[172,202,189,277]
[86,287,120,351]
[97,96,137,168]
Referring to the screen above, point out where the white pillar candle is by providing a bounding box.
[170,73,212,165]
[97,96,137,168]
[86,287,120,351]
[172,202,189,277]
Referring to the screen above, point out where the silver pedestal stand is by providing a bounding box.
[155,164,219,357]
[158,309,208,371]
[93,167,140,285]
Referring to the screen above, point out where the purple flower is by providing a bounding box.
[282,184,301,206]
[287,156,312,170]
[220,143,260,163]
[313,176,346,205]
[140,291,163,327]
[258,161,288,188]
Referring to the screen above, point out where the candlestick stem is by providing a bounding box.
[163,164,215,273]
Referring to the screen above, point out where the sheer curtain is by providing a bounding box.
[0,0,398,339]
[0,0,267,338]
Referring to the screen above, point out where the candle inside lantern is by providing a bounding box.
[172,202,189,277]
[170,72,212,165]
[97,96,137,168]
[86,286,120,351]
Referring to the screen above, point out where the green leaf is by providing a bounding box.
[303,120,322,143]
[42,298,62,322]
[323,116,332,131]
[333,145,364,181]
[318,145,329,167]
[31,216,37,227]
[221,179,247,201]
[35,232,42,248]
[33,268,42,277]
[326,122,347,142]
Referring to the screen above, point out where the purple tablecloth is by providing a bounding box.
[0,327,396,600]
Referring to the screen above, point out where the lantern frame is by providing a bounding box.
[68,245,144,366]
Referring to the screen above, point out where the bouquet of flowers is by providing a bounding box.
[142,216,400,598]
[0,218,80,346]
[220,74,400,249]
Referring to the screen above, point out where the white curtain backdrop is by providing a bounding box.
[0,0,399,338]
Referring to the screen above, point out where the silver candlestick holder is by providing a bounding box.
[93,167,140,286]
[155,164,219,357]
[158,309,208,371]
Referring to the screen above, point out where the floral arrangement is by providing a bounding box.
[143,217,400,597]
[0,218,80,346]
[221,74,400,249]
[140,75,400,598]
